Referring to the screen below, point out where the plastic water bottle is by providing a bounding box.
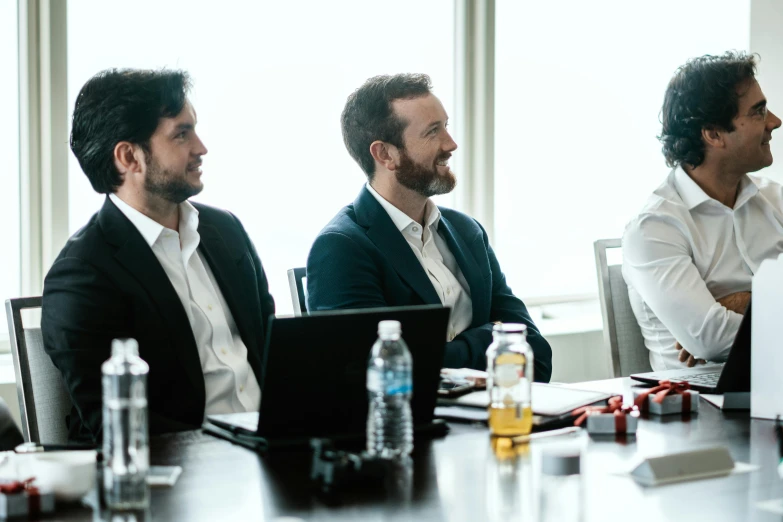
[366,320,413,458]
[102,338,150,509]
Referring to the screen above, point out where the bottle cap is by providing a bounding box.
[492,323,527,334]
[378,320,401,337]
[541,450,581,476]
[111,338,139,357]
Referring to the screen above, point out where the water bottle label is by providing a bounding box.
[367,369,383,392]
[367,369,412,395]
[495,364,521,387]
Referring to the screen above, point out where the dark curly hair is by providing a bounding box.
[659,51,758,169]
[341,73,433,180]
[70,68,192,194]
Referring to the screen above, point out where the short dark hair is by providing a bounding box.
[70,68,192,194]
[341,73,433,179]
[659,51,758,169]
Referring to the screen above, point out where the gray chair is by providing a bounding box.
[287,267,308,316]
[594,239,652,377]
[5,296,72,443]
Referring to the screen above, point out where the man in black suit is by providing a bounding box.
[306,74,552,381]
[42,69,274,443]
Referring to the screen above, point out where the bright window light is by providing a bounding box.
[0,0,21,334]
[67,0,455,315]
[494,0,750,302]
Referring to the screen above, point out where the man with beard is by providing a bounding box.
[306,74,552,378]
[42,69,275,443]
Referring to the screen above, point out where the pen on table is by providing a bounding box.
[14,442,96,454]
[775,415,783,479]
[510,426,582,445]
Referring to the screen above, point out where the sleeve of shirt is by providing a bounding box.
[622,213,743,361]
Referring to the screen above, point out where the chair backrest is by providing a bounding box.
[5,297,72,444]
[287,267,308,316]
[594,239,652,377]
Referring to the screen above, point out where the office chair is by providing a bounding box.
[287,267,308,316]
[594,239,652,377]
[5,296,72,443]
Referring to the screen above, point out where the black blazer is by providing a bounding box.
[306,187,552,381]
[41,197,275,443]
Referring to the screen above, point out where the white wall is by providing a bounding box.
[751,0,783,183]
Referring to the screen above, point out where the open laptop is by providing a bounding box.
[630,303,751,394]
[205,305,450,448]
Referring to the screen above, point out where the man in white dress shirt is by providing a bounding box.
[306,74,552,380]
[42,69,275,442]
[623,52,783,371]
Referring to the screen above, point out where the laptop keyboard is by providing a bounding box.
[671,372,720,387]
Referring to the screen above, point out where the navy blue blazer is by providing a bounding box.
[306,187,552,382]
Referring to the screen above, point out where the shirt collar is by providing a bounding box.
[109,193,200,247]
[673,166,759,211]
[365,182,440,232]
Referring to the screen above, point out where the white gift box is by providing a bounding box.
[585,412,638,435]
[0,487,55,518]
[633,389,699,415]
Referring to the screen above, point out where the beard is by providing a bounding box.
[144,156,203,204]
[394,150,457,198]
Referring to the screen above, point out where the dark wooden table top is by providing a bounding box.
[55,378,783,521]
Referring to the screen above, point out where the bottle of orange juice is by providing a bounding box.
[486,323,533,437]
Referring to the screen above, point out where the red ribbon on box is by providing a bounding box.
[633,379,692,414]
[0,478,41,517]
[572,395,638,434]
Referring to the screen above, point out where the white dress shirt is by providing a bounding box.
[623,167,783,370]
[109,194,261,416]
[366,184,473,342]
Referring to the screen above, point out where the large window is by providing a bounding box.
[68,0,454,315]
[0,0,20,336]
[494,0,750,302]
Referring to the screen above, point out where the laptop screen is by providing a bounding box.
[256,305,450,440]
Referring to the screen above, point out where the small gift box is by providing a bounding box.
[0,479,55,519]
[585,411,639,435]
[633,380,699,415]
[573,396,639,435]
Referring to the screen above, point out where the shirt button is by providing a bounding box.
[240,386,245,392]
[221,348,227,355]
[412,226,419,232]
[446,288,451,295]
[207,304,213,311]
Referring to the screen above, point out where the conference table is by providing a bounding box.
[57,377,783,521]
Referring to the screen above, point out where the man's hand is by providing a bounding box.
[675,342,706,368]
[717,291,751,314]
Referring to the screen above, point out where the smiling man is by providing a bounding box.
[42,69,274,443]
[623,52,783,371]
[305,74,552,380]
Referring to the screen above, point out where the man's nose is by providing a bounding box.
[768,109,782,131]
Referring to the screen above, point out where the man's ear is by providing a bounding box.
[369,140,400,172]
[701,125,725,150]
[113,141,146,181]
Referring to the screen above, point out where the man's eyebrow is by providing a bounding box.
[171,123,194,134]
[749,99,767,114]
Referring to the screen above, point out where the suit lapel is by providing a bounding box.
[99,198,205,402]
[355,187,441,305]
[197,222,263,381]
[437,215,489,326]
